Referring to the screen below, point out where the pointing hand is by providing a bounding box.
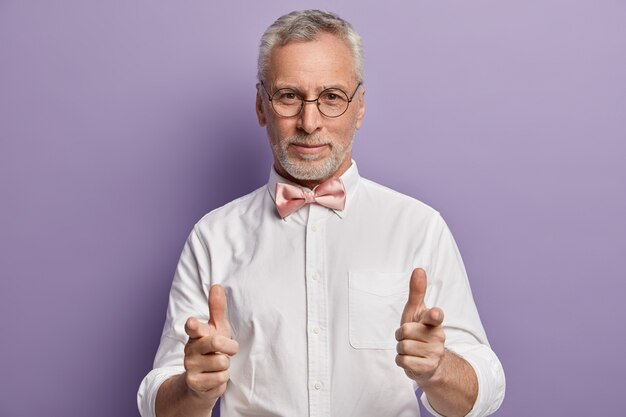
[395,268,446,386]
[183,284,239,402]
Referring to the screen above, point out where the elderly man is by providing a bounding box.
[138,10,505,417]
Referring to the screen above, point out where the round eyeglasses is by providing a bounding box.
[261,81,362,118]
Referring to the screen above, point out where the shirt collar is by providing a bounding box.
[267,160,360,220]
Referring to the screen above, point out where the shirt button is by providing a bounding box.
[311,272,320,281]
[314,382,322,390]
[312,326,321,334]
[311,225,317,232]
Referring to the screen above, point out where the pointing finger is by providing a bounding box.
[208,284,230,336]
[401,268,427,325]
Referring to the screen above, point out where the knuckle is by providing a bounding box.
[218,337,231,354]
[395,354,405,368]
[217,354,230,370]
[183,355,193,371]
[398,323,410,339]
[397,340,409,355]
[185,372,199,390]
[210,370,229,386]
[208,335,220,351]
[218,370,230,384]
[210,335,223,353]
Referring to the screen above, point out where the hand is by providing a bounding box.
[183,284,239,402]
[395,268,446,387]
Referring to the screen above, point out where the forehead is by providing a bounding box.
[267,32,356,89]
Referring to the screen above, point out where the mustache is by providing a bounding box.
[286,134,331,146]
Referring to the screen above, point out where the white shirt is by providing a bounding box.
[138,161,505,417]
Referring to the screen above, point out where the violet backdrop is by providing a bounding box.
[1,1,625,416]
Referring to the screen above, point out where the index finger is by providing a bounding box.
[400,268,427,324]
[208,284,230,335]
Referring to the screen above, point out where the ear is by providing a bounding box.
[355,87,365,129]
[256,84,267,127]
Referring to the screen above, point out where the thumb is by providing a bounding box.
[419,307,445,327]
[184,316,209,340]
[208,284,231,336]
[400,268,427,324]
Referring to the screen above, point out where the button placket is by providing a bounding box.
[305,204,331,417]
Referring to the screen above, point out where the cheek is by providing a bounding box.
[332,121,358,144]
[267,118,296,142]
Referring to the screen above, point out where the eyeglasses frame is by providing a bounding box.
[260,81,362,118]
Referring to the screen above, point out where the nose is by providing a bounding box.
[297,100,323,134]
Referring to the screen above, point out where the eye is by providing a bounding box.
[275,89,300,104]
[320,90,347,103]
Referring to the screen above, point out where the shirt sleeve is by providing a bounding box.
[419,214,505,416]
[137,227,212,417]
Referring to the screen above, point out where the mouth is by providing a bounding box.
[291,143,329,155]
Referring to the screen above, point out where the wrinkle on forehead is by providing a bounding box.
[267,32,357,93]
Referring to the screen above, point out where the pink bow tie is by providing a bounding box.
[275,177,346,219]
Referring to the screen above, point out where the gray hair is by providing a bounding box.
[257,10,364,83]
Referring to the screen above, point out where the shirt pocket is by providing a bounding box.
[348,270,410,349]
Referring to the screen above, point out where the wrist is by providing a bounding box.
[182,373,221,408]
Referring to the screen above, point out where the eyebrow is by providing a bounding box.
[271,83,350,94]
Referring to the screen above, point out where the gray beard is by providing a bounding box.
[272,133,354,181]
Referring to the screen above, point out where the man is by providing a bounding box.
[138,10,505,417]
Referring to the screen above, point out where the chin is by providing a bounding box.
[287,160,340,182]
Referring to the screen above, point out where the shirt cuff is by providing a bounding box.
[137,366,185,417]
[420,344,505,417]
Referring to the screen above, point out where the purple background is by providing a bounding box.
[1,1,625,416]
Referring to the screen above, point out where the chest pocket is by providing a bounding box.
[348,270,410,349]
